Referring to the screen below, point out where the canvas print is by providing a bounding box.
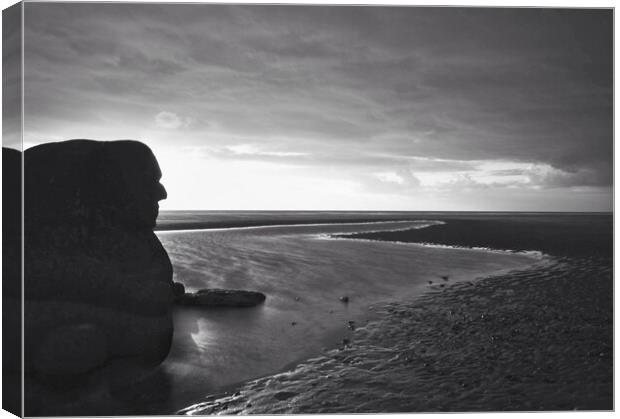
[2,2,613,416]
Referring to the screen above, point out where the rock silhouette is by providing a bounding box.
[24,140,173,379]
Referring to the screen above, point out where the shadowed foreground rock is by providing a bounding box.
[24,140,173,410]
[3,148,22,415]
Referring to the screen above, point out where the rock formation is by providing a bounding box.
[176,289,266,307]
[24,140,173,379]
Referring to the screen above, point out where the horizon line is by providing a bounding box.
[158,209,613,213]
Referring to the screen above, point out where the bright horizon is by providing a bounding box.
[10,4,613,212]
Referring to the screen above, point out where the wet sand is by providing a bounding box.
[155,221,537,414]
[339,215,612,258]
[182,215,612,413]
[182,256,612,414]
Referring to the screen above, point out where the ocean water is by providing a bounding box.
[151,211,541,413]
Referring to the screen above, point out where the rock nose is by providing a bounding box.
[156,182,167,201]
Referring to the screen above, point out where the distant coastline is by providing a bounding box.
[155,210,612,233]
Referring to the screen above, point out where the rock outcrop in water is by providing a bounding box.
[24,140,173,380]
[177,289,266,307]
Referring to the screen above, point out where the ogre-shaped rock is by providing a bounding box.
[24,140,173,378]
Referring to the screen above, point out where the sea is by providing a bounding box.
[149,211,548,414]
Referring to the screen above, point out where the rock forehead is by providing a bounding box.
[25,139,166,229]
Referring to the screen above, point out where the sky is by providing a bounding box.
[16,3,613,211]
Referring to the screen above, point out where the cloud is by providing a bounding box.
[155,111,191,129]
[20,4,612,210]
[529,165,610,189]
[364,168,421,195]
[374,171,406,185]
[225,144,306,157]
[373,169,420,187]
[113,51,186,76]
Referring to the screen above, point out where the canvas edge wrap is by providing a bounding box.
[2,1,24,417]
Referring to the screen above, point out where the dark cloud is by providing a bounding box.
[20,4,612,209]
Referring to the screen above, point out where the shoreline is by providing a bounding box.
[321,234,547,260]
[155,220,539,415]
[181,253,612,414]
[155,218,431,232]
[177,216,612,414]
[335,217,612,258]
[155,211,612,235]
[155,219,435,233]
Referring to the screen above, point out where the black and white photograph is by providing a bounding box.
[1,1,614,416]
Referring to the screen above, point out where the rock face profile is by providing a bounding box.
[24,140,173,382]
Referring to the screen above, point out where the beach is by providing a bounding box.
[169,212,612,414]
[32,211,611,415]
[153,216,539,414]
[182,256,611,413]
